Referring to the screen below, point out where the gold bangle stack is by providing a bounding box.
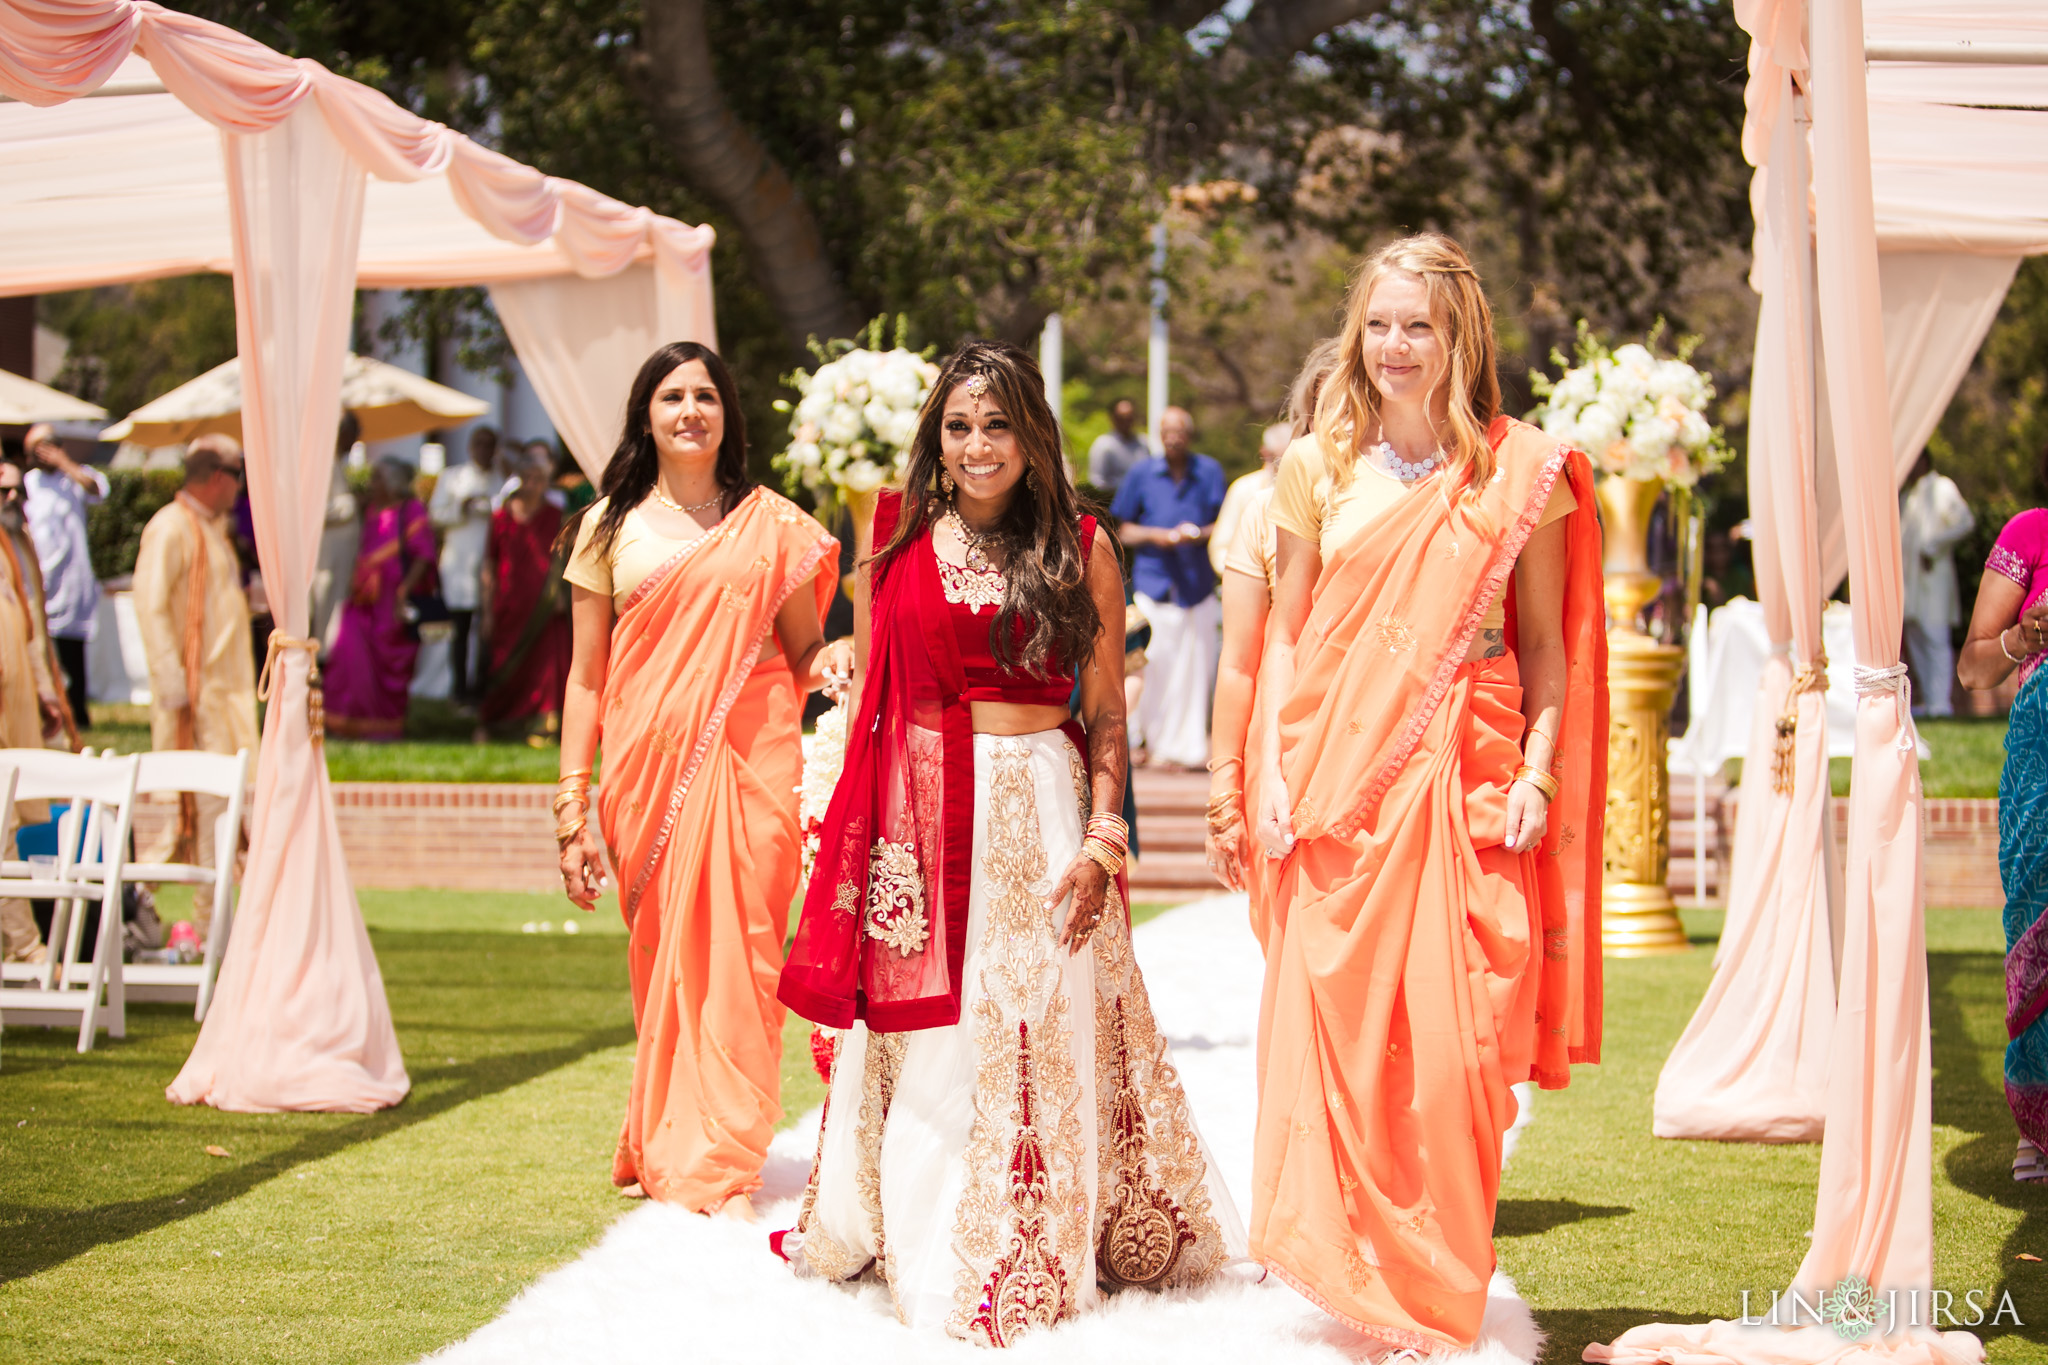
[556,768,593,847]
[1081,810,1129,877]
[1512,765,1560,803]
[1205,791,1243,835]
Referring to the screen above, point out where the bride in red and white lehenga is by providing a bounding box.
[776,341,1243,1344]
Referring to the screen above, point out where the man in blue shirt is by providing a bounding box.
[1110,406,1225,769]
[22,424,107,728]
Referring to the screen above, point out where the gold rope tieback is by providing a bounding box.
[1771,651,1829,795]
[257,633,326,746]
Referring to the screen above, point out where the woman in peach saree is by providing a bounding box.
[557,342,846,1219]
[1251,235,1607,1354]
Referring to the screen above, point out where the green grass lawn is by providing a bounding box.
[1725,716,2010,799]
[3,896,2042,1363]
[83,701,566,785]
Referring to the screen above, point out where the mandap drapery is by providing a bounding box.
[0,0,718,1111]
[1600,0,2048,1360]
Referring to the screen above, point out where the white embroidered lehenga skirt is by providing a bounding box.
[785,728,1245,1345]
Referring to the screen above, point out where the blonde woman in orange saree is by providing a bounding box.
[558,343,845,1219]
[1251,236,1606,1355]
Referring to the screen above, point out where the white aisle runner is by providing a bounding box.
[426,895,1542,1365]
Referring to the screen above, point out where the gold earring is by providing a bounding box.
[940,470,955,497]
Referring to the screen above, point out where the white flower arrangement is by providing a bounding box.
[1528,323,1731,488]
[797,696,851,888]
[773,318,940,515]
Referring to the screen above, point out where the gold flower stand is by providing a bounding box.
[1595,476,1690,956]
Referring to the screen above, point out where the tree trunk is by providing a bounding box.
[635,0,861,354]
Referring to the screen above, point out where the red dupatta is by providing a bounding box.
[780,490,976,1031]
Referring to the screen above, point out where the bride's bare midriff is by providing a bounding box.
[970,702,1072,734]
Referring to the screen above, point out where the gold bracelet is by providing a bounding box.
[1512,766,1560,803]
[1205,755,1244,774]
[555,815,588,847]
[558,768,592,785]
[1079,837,1124,877]
[552,790,590,816]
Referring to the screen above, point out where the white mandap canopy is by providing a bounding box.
[1606,3,2048,1363]
[0,0,721,1113]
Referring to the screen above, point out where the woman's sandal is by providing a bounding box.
[2013,1139,2048,1183]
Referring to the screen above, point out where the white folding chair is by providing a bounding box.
[0,749,141,1052]
[84,749,251,1020]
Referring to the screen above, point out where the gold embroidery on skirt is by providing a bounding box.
[1089,885,1228,1288]
[1066,739,1090,827]
[792,1032,869,1283]
[856,1028,909,1289]
[948,739,1088,1345]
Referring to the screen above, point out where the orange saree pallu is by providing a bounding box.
[1253,418,1607,1352]
[597,488,837,1210]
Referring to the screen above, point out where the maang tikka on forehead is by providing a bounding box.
[962,372,991,399]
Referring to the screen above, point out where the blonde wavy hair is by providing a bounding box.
[1312,233,1502,498]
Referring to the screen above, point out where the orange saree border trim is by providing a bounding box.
[623,533,834,915]
[616,487,763,620]
[1332,440,1567,840]
[1259,1259,1461,1356]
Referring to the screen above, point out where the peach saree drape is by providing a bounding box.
[1254,418,1606,1353]
[1652,57,1838,1145]
[597,489,835,1210]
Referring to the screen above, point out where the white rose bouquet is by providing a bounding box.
[773,317,940,517]
[1528,322,1731,489]
[797,696,851,888]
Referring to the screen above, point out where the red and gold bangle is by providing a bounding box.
[1080,837,1125,876]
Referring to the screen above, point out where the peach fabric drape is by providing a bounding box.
[1653,58,1837,1144]
[490,263,719,482]
[0,1,726,1106]
[1255,421,1605,1354]
[0,1,718,488]
[1593,0,1983,1359]
[0,2,717,290]
[166,102,408,1112]
[597,490,835,1210]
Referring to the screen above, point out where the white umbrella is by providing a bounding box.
[0,368,107,425]
[100,353,492,446]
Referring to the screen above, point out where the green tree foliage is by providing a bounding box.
[149,1,1754,489]
[86,469,185,582]
[39,276,238,421]
[1929,255,2048,598]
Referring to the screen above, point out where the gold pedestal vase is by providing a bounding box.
[1594,474,1690,957]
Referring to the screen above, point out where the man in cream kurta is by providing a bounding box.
[131,436,259,933]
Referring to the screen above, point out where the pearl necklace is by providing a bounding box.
[1368,439,1442,483]
[650,483,722,515]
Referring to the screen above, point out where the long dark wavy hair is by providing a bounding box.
[874,340,1101,675]
[582,341,752,561]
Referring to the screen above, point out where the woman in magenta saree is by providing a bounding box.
[478,447,570,737]
[326,458,438,740]
[1958,498,2048,1181]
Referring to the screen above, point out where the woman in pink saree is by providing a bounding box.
[555,342,844,1220]
[325,458,437,740]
